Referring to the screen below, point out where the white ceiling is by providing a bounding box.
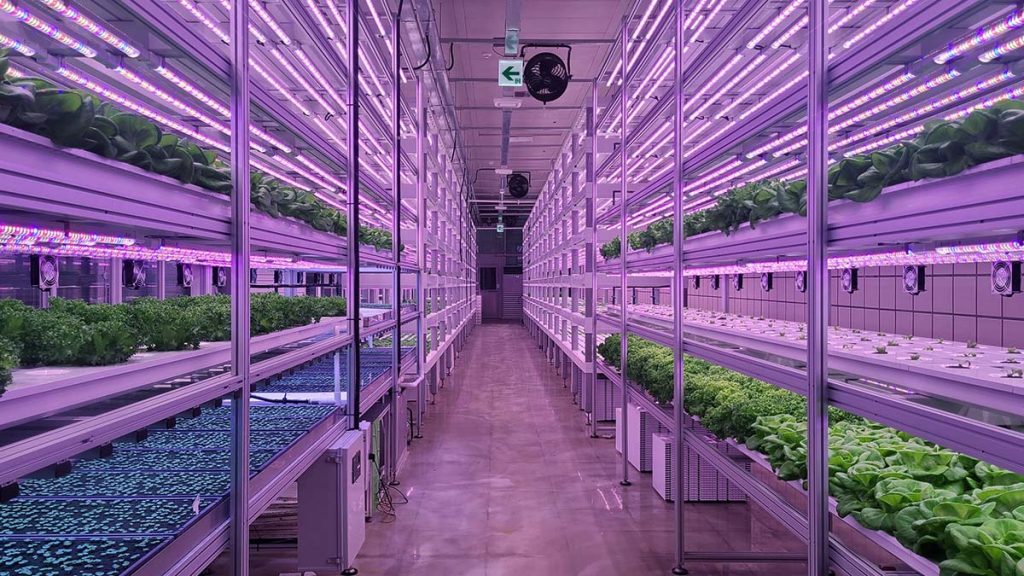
[436,0,627,224]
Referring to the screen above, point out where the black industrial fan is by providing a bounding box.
[795,270,807,293]
[177,263,193,288]
[524,52,570,103]
[903,265,926,295]
[760,272,773,292]
[508,173,529,199]
[841,267,858,294]
[123,260,147,289]
[732,274,743,291]
[691,276,700,290]
[31,255,59,290]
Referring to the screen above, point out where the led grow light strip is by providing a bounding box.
[937,9,1024,64]
[305,0,335,40]
[834,70,1015,150]
[39,0,139,57]
[0,31,35,56]
[155,63,230,117]
[685,0,712,30]
[979,31,1024,63]
[841,0,919,50]
[250,0,291,45]
[844,82,1024,156]
[0,0,96,57]
[606,0,671,87]
[251,59,313,116]
[216,0,269,44]
[0,223,135,246]
[177,0,230,44]
[689,53,744,112]
[769,69,963,158]
[294,47,347,112]
[827,0,876,34]
[747,0,804,49]
[690,0,726,44]
[689,53,767,121]
[270,48,337,115]
[56,66,229,153]
[364,0,394,54]
[251,158,316,191]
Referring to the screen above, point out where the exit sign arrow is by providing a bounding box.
[501,65,520,83]
[497,59,524,87]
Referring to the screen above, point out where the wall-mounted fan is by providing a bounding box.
[213,266,228,288]
[732,274,743,291]
[795,270,807,293]
[327,273,338,285]
[760,272,773,292]
[524,52,570,103]
[841,268,858,294]
[123,260,147,289]
[177,263,193,288]
[508,173,530,199]
[273,270,284,285]
[710,274,720,291]
[30,255,59,291]
[310,272,323,286]
[903,265,926,295]
[296,271,306,285]
[691,276,700,290]
[992,260,1021,297]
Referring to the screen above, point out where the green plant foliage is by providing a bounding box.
[77,319,141,365]
[21,310,87,365]
[596,333,1024,574]
[599,96,1024,260]
[0,336,18,398]
[0,51,394,247]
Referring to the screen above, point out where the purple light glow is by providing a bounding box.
[0,31,35,56]
[0,0,97,57]
[40,0,140,57]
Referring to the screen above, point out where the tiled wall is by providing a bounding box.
[685,264,1024,348]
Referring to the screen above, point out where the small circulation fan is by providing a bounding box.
[177,263,193,288]
[524,52,570,103]
[903,265,926,295]
[795,270,807,293]
[123,260,147,289]
[31,255,59,290]
[508,173,530,199]
[991,260,1021,297]
[761,272,773,292]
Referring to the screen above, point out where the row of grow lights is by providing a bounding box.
[1,0,415,229]
[593,1,1024,226]
[0,222,342,269]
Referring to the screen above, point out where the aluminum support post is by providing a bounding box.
[618,21,631,488]
[807,0,830,573]
[346,0,362,431]
[415,74,426,437]
[228,2,251,574]
[389,13,403,484]
[672,2,687,573]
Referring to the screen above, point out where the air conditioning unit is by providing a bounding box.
[615,403,654,472]
[298,427,368,574]
[653,433,674,501]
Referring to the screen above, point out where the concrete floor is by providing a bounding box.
[217,323,804,575]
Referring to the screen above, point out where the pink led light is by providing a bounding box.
[0,31,35,56]
[686,159,767,198]
[177,0,229,44]
[216,0,269,44]
[305,0,335,40]
[690,53,744,112]
[936,9,1024,64]
[0,223,135,246]
[295,47,347,112]
[250,0,291,45]
[294,154,346,190]
[979,31,1024,63]
[270,48,336,115]
[251,59,312,116]
[831,71,916,118]
[0,0,96,57]
[834,70,1015,150]
[364,0,394,54]
[627,0,674,78]
[842,0,920,50]
[690,0,726,43]
[827,0,876,34]
[40,0,139,57]
[57,66,230,153]
[155,63,230,117]
[689,53,766,121]
[746,0,804,49]
[685,0,712,29]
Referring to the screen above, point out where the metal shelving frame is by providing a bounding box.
[0,0,477,574]
[525,0,1024,574]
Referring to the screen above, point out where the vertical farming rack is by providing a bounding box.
[0,0,475,574]
[524,1,1024,574]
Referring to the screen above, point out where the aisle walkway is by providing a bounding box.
[354,323,800,575]
[227,323,802,575]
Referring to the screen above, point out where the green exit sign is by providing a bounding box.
[498,59,523,87]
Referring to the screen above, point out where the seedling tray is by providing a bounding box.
[75,449,279,473]
[18,471,230,498]
[0,536,168,576]
[0,498,217,536]
[117,430,302,451]
[172,415,326,431]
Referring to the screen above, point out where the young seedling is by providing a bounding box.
[1005,368,1023,379]
[909,352,920,361]
[887,339,900,347]
[874,346,888,354]
[1008,347,1020,354]
[967,340,979,349]
[925,346,935,351]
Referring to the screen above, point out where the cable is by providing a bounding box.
[444,42,455,71]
